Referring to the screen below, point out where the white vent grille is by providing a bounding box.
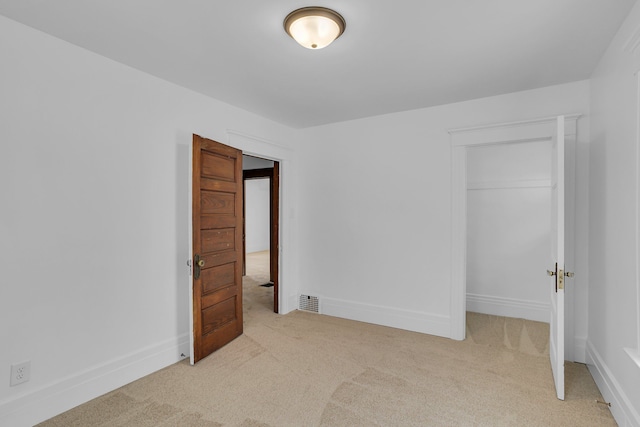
[299,295,319,313]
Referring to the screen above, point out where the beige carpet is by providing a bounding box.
[39,251,615,426]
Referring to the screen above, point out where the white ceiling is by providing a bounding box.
[0,0,636,128]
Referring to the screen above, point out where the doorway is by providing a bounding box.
[465,140,552,323]
[450,116,578,399]
[242,155,280,313]
[449,115,578,343]
[190,135,285,364]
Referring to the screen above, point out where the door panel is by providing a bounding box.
[203,262,235,287]
[192,134,243,363]
[202,151,236,180]
[549,116,565,400]
[201,192,235,214]
[202,229,236,252]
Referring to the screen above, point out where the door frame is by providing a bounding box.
[243,165,280,313]
[189,129,292,337]
[449,114,579,341]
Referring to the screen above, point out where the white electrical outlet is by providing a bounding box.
[10,361,30,386]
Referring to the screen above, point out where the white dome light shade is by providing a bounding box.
[289,15,340,49]
[284,7,346,49]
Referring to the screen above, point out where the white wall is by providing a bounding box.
[0,16,297,426]
[245,178,271,253]
[466,141,552,322]
[587,2,640,425]
[296,80,590,348]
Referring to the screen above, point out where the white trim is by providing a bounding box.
[574,336,587,364]
[587,341,640,427]
[289,294,300,312]
[226,129,293,152]
[320,297,451,338]
[449,114,582,138]
[0,334,190,427]
[466,293,549,323]
[623,24,640,55]
[635,72,640,355]
[624,347,640,370]
[188,138,194,366]
[226,130,297,315]
[450,144,467,340]
[467,179,552,190]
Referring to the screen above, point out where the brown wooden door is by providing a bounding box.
[192,134,243,363]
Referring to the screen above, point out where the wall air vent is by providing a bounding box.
[299,295,319,313]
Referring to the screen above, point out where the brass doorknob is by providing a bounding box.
[565,271,574,278]
[547,270,556,276]
[198,259,205,267]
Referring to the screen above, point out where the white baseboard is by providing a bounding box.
[319,297,450,338]
[586,340,640,427]
[466,293,549,323]
[0,333,190,427]
[574,335,587,364]
[284,293,298,315]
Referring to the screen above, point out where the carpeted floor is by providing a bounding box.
[38,251,616,426]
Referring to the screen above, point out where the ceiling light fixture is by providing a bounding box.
[283,6,346,50]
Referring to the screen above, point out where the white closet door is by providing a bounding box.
[549,116,565,400]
